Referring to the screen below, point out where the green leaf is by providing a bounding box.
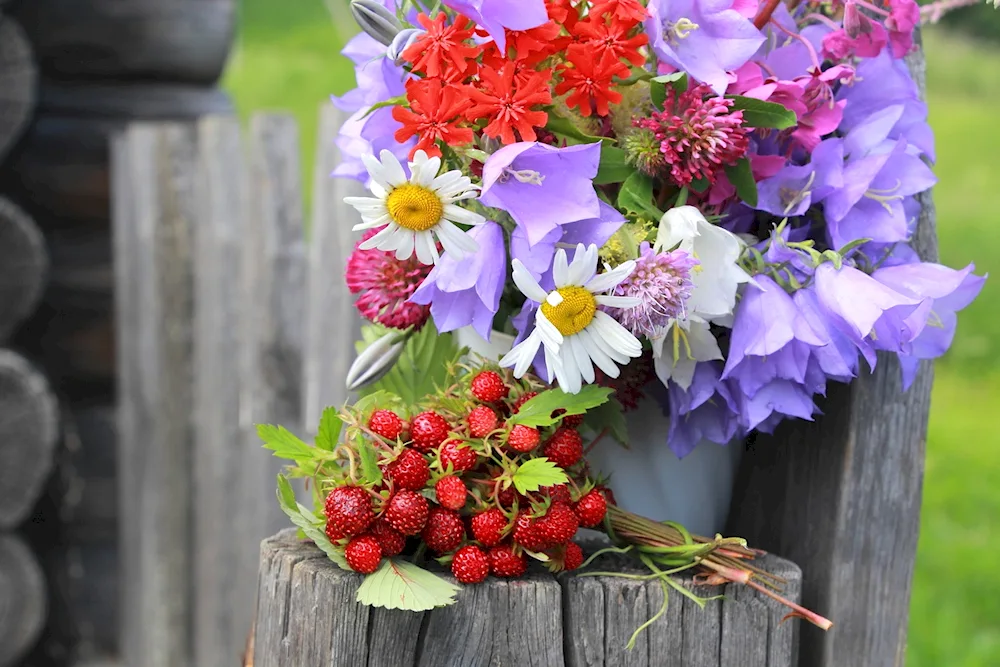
[316,407,343,452]
[509,385,615,428]
[726,96,797,129]
[353,389,408,418]
[650,72,688,110]
[358,322,461,406]
[276,475,350,570]
[544,114,613,145]
[724,157,758,208]
[356,433,384,486]
[512,458,570,495]
[689,176,710,194]
[258,424,315,462]
[361,95,407,119]
[356,558,461,611]
[617,172,664,221]
[582,397,629,445]
[595,145,634,185]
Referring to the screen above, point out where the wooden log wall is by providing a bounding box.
[0,1,237,663]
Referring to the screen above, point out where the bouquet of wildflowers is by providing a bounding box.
[334,0,986,458]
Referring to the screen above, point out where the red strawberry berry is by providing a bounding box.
[489,544,528,578]
[510,391,538,413]
[513,511,551,552]
[536,502,579,545]
[410,411,451,452]
[471,508,508,547]
[552,409,584,428]
[439,439,479,473]
[325,519,346,543]
[324,486,376,536]
[451,545,490,584]
[542,427,583,468]
[385,490,429,535]
[422,508,465,553]
[370,519,406,557]
[368,409,403,440]
[467,405,499,438]
[574,490,608,528]
[563,542,584,571]
[540,484,572,505]
[386,449,430,491]
[435,475,468,511]
[471,371,509,402]
[344,535,382,574]
[596,485,617,506]
[507,425,540,452]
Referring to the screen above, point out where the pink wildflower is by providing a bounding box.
[610,243,698,338]
[885,0,919,58]
[345,228,432,330]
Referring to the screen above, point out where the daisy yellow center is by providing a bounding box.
[386,184,444,231]
[541,286,597,336]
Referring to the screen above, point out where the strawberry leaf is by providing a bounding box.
[259,424,315,462]
[508,385,615,428]
[276,475,350,570]
[356,433,383,486]
[512,458,569,495]
[356,558,461,611]
[316,407,343,452]
[582,397,629,446]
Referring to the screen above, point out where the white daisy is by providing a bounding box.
[500,244,644,394]
[344,149,486,265]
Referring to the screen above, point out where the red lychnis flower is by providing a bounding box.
[393,78,473,158]
[591,0,649,23]
[466,63,553,144]
[573,16,648,67]
[402,13,479,79]
[506,20,563,65]
[555,45,629,117]
[546,0,580,24]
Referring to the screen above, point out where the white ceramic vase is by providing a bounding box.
[454,326,742,536]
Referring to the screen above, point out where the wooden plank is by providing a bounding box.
[302,103,365,431]
[0,16,37,162]
[112,122,198,667]
[727,41,935,667]
[0,533,48,667]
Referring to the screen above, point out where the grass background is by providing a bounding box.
[223,3,1000,664]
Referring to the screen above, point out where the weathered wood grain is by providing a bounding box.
[0,349,59,529]
[727,41,935,667]
[0,533,48,667]
[0,16,37,163]
[112,123,198,667]
[0,197,48,342]
[255,529,801,667]
[302,103,365,431]
[11,0,236,84]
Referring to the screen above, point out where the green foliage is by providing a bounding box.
[316,407,343,452]
[650,72,689,110]
[617,171,664,221]
[511,458,570,495]
[276,475,350,570]
[508,385,615,428]
[355,433,384,486]
[356,323,462,405]
[356,558,461,611]
[544,113,613,145]
[583,397,629,445]
[259,424,315,462]
[726,96,797,129]
[724,158,758,208]
[595,145,633,185]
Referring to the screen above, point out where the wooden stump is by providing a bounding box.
[0,197,48,342]
[0,533,48,667]
[255,529,801,667]
[0,15,37,163]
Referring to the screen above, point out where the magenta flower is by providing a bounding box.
[611,243,698,338]
[884,0,920,58]
[346,228,432,330]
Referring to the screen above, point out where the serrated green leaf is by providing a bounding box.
[618,171,664,221]
[512,458,569,495]
[276,475,350,569]
[509,385,615,428]
[316,407,343,452]
[356,558,461,611]
[356,433,383,486]
[544,114,613,145]
[595,145,633,185]
[724,157,757,208]
[358,322,461,405]
[353,389,408,418]
[583,397,629,446]
[258,424,315,462]
[727,96,797,129]
[650,72,688,110]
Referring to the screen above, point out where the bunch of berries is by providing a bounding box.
[321,367,611,583]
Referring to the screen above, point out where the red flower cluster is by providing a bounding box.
[392,0,649,158]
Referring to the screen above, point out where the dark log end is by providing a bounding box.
[0,197,49,341]
[0,16,38,162]
[0,533,48,667]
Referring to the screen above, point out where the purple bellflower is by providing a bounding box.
[442,0,549,51]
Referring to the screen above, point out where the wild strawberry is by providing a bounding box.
[439,439,479,473]
[542,427,583,468]
[552,409,584,428]
[385,490,429,535]
[507,425,540,452]
[471,508,508,547]
[325,519,346,543]
[536,503,579,545]
[539,484,572,504]
[370,519,406,557]
[467,405,498,438]
[574,489,608,528]
[491,472,522,508]
[410,411,451,452]
[324,486,375,536]
[471,370,509,402]
[344,535,382,574]
[368,409,403,440]
[513,511,551,552]
[489,544,528,578]
[435,475,468,510]
[451,545,490,584]
[385,449,430,491]
[596,484,617,506]
[422,508,465,553]
[563,542,584,571]
[510,391,538,413]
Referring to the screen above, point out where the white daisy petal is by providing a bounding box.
[358,223,397,250]
[501,329,542,378]
[595,295,642,308]
[566,336,595,385]
[568,244,598,286]
[584,323,631,364]
[586,260,637,294]
[553,249,570,288]
[578,328,622,377]
[593,311,643,356]
[534,310,565,351]
[512,260,549,303]
[443,204,486,226]
[393,229,415,260]
[377,150,407,187]
[413,231,435,265]
[435,220,477,258]
[352,213,392,231]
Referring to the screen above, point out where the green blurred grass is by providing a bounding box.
[223,6,1000,664]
